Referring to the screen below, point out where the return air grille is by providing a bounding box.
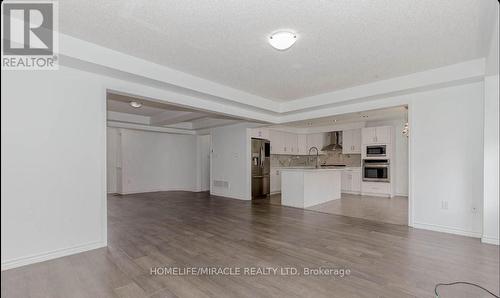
[213,180,229,188]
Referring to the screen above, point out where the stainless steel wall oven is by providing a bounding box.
[362,159,390,182]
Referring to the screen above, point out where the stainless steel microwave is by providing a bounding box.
[366,145,387,157]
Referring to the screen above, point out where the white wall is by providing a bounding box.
[410,82,484,237]
[366,120,409,196]
[119,129,198,194]
[482,76,499,245]
[485,8,499,76]
[210,123,254,200]
[1,67,107,270]
[1,64,216,270]
[482,7,499,245]
[106,127,119,193]
[106,128,212,195]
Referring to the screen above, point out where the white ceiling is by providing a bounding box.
[61,0,497,101]
[107,93,192,116]
[107,93,244,131]
[287,106,408,128]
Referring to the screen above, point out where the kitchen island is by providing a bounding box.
[280,168,342,208]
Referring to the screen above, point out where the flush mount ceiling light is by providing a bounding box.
[129,101,142,108]
[269,31,297,51]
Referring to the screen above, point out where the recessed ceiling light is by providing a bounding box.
[129,101,142,108]
[269,31,297,51]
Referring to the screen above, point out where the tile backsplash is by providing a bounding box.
[271,151,361,168]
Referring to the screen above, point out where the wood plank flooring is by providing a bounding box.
[306,194,408,225]
[2,191,499,298]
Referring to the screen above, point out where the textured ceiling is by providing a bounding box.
[287,106,407,128]
[61,0,497,101]
[107,93,194,116]
[106,93,241,121]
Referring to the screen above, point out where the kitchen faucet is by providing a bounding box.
[308,147,319,168]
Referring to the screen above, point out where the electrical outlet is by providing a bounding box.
[441,201,449,210]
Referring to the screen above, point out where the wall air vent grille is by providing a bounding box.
[213,180,229,188]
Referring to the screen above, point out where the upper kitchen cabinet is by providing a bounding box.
[296,134,307,155]
[269,130,284,154]
[362,126,392,144]
[284,132,298,154]
[342,129,361,154]
[269,130,299,155]
[250,127,269,140]
[306,133,325,153]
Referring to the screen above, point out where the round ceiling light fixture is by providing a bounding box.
[129,101,142,108]
[269,31,297,51]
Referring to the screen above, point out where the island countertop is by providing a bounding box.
[279,168,344,172]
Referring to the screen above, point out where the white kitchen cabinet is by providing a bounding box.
[270,131,327,155]
[250,127,269,140]
[341,168,362,194]
[375,126,391,144]
[269,130,284,154]
[362,127,376,144]
[361,181,391,197]
[270,168,281,193]
[342,129,362,154]
[362,126,392,144]
[350,170,361,192]
[296,134,307,155]
[269,130,300,155]
[284,133,298,154]
[341,171,350,191]
[306,133,325,153]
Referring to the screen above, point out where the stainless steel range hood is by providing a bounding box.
[321,131,343,151]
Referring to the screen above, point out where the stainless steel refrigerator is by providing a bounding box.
[251,138,270,198]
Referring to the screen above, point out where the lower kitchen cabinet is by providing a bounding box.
[361,181,391,197]
[341,168,361,194]
[270,168,281,193]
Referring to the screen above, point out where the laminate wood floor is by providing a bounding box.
[2,191,499,298]
[306,194,408,225]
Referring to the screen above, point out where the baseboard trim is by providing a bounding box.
[360,192,390,198]
[412,222,482,238]
[210,192,250,201]
[119,188,197,195]
[481,236,500,245]
[341,191,361,195]
[1,241,106,271]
